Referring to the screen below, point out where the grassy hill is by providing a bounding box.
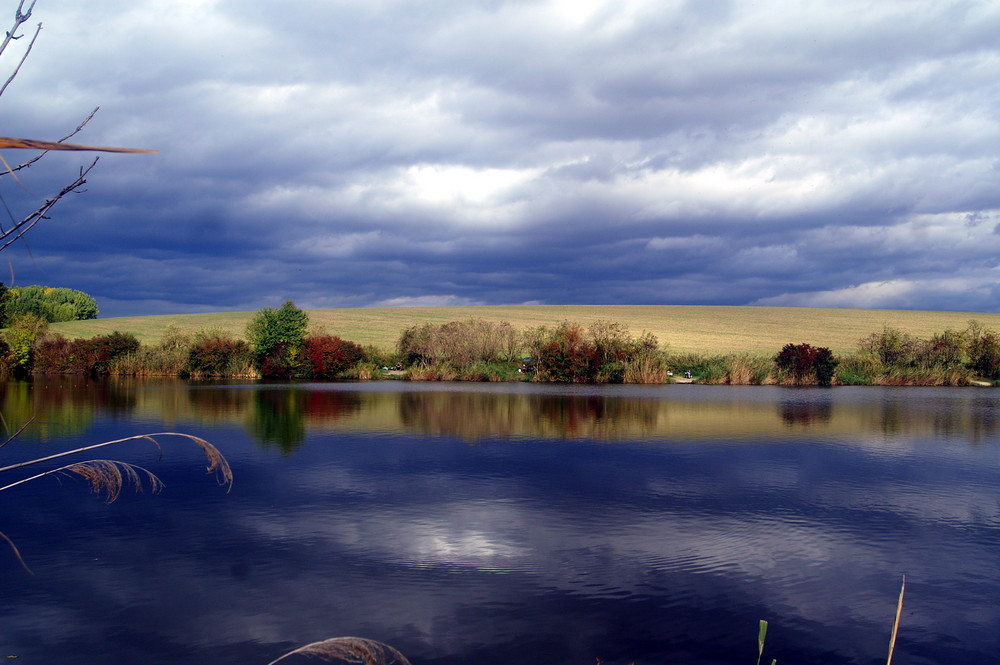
[46,305,1000,356]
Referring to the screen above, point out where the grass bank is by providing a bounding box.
[48,305,1000,356]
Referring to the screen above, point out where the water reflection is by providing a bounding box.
[779,399,832,427]
[3,380,999,665]
[5,378,1000,447]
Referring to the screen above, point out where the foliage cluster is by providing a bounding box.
[0,313,48,377]
[528,320,668,383]
[398,318,523,366]
[1,284,98,325]
[0,301,372,380]
[845,321,1000,384]
[246,301,310,377]
[306,335,366,379]
[775,343,838,386]
[185,329,255,378]
[34,331,139,375]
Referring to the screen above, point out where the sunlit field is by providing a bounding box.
[48,305,1000,356]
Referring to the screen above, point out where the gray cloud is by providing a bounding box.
[2,0,999,317]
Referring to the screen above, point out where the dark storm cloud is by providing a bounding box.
[2,0,999,316]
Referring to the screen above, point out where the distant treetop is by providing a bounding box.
[1,284,99,325]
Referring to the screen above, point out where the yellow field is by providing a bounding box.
[45,305,1000,356]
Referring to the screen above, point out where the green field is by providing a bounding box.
[45,305,1000,356]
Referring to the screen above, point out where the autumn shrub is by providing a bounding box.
[33,331,139,375]
[529,322,598,382]
[964,320,1000,379]
[527,321,667,383]
[186,329,254,377]
[114,324,193,376]
[857,326,918,369]
[33,334,74,373]
[74,332,140,375]
[305,335,366,378]
[916,328,966,369]
[398,318,522,366]
[775,343,838,386]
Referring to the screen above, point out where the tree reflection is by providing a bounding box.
[779,400,833,427]
[247,389,308,453]
[4,381,999,449]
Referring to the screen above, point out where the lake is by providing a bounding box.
[2,377,999,664]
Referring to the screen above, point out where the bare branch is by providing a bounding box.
[0,157,97,253]
[0,0,35,61]
[0,18,37,97]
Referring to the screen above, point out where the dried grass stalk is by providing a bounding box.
[886,575,905,665]
[0,432,233,493]
[267,637,412,665]
[0,135,156,153]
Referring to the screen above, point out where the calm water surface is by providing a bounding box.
[2,378,999,664]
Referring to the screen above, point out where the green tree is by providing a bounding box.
[245,300,310,377]
[4,285,99,322]
[1,312,49,377]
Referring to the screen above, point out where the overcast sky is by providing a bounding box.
[1,0,999,317]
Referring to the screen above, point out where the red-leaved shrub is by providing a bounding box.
[305,335,366,378]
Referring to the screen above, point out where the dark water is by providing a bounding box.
[2,378,999,665]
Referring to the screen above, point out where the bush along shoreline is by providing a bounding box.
[1,303,999,386]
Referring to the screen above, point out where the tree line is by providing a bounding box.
[2,303,1000,385]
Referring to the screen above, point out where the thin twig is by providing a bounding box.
[0,157,97,252]
[0,19,38,97]
[0,1,35,61]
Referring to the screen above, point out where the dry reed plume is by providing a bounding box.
[0,432,233,493]
[3,459,165,503]
[1,432,233,571]
[267,637,412,665]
